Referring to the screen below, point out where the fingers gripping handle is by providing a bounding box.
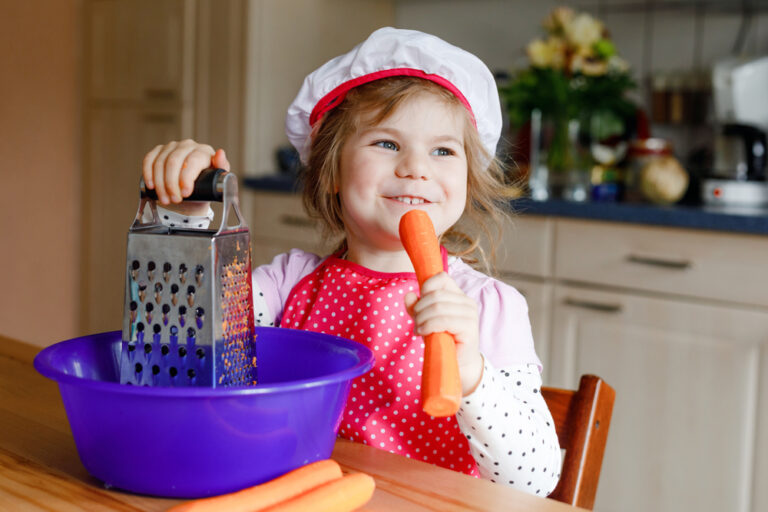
[399,210,461,417]
[132,168,245,234]
[140,167,227,202]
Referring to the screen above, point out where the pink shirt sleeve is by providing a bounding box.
[252,249,323,325]
[448,258,542,371]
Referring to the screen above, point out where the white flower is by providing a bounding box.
[564,13,603,52]
[527,36,566,69]
[571,53,607,76]
[544,6,575,33]
[607,55,629,73]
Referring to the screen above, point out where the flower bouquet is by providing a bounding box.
[500,7,637,199]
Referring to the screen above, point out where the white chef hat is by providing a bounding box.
[285,27,502,165]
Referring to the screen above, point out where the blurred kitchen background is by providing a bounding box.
[3,1,768,511]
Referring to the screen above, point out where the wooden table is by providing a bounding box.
[0,335,584,511]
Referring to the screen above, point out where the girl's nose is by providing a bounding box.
[395,150,429,180]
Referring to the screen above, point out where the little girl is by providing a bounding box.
[143,27,560,496]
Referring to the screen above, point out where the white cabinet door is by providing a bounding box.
[754,344,768,512]
[88,0,193,103]
[85,106,187,333]
[498,276,553,382]
[549,285,768,512]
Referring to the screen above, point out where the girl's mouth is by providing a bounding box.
[390,196,429,205]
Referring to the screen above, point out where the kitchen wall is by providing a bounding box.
[0,0,82,347]
[394,0,768,152]
[395,0,768,84]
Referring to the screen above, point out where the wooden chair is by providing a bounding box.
[541,374,616,510]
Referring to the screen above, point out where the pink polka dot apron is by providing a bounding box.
[280,248,479,476]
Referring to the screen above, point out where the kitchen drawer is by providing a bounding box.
[554,218,768,307]
[250,190,338,256]
[495,215,554,278]
[251,191,322,242]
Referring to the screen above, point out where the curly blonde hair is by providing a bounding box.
[301,76,515,272]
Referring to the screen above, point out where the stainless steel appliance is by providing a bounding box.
[704,57,768,207]
[120,169,257,387]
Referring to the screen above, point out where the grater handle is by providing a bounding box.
[140,168,227,202]
[131,169,247,234]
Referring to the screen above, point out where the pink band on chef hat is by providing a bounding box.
[309,68,476,128]
[286,27,501,165]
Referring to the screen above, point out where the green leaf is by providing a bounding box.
[593,39,615,59]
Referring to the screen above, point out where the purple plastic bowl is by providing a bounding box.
[34,327,373,498]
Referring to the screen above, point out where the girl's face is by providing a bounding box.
[337,93,468,255]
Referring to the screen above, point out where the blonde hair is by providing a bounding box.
[302,76,515,272]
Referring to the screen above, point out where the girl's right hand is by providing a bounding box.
[142,139,230,211]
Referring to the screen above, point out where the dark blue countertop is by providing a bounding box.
[244,175,768,236]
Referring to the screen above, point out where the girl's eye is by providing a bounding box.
[374,140,398,151]
[432,147,454,156]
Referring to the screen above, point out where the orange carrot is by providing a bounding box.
[261,472,375,512]
[398,210,462,417]
[166,459,343,512]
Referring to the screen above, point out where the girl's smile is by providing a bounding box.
[387,196,429,205]
[338,93,468,270]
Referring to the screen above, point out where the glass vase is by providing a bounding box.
[528,109,591,202]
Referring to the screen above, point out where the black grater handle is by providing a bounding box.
[140,168,228,202]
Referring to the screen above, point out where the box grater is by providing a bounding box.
[120,169,257,387]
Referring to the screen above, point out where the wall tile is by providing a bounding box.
[649,11,697,72]
[394,0,558,72]
[700,13,744,67]
[602,11,648,75]
[754,13,768,54]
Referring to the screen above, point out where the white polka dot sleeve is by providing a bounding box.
[252,281,276,327]
[455,359,561,497]
[146,205,215,229]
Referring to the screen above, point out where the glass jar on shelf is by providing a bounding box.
[625,138,673,202]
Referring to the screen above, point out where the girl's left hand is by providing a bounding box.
[404,272,484,396]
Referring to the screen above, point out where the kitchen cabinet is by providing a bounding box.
[88,0,194,104]
[553,218,768,308]
[549,284,768,512]
[82,0,245,333]
[506,216,768,512]
[84,106,192,333]
[83,0,198,334]
[246,189,768,512]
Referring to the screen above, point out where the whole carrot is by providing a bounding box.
[261,472,375,512]
[166,459,343,512]
[399,210,462,417]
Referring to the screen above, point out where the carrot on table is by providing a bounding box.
[261,472,376,512]
[166,459,343,512]
[398,210,462,417]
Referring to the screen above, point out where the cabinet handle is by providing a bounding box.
[144,88,178,100]
[563,298,622,313]
[626,254,691,270]
[279,214,315,228]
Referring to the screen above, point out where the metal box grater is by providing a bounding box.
[120,169,257,387]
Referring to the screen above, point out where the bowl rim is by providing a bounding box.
[33,329,374,397]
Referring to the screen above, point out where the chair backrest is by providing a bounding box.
[541,374,616,510]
